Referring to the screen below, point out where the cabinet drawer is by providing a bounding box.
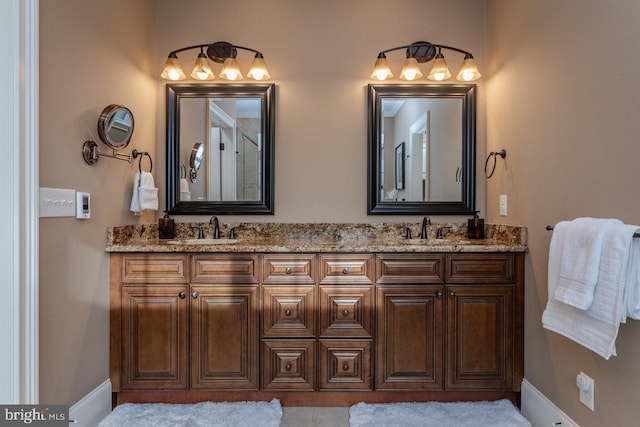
[319,286,373,337]
[262,340,315,390]
[262,254,316,284]
[191,254,259,284]
[319,254,374,284]
[122,254,189,284]
[375,254,444,284]
[263,286,316,337]
[446,254,514,283]
[319,340,372,390]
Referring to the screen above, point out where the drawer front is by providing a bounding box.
[262,286,316,337]
[375,254,444,284]
[319,340,372,390]
[319,254,374,284]
[122,254,189,284]
[319,286,373,337]
[446,254,514,283]
[262,254,316,284]
[191,254,259,284]
[262,340,316,390]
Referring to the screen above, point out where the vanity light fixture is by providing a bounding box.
[370,41,481,82]
[161,41,271,81]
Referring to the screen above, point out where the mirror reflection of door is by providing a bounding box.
[179,97,262,202]
[380,97,462,202]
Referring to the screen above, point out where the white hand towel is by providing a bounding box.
[543,223,638,359]
[180,178,190,193]
[552,217,621,309]
[130,172,158,213]
[624,235,640,319]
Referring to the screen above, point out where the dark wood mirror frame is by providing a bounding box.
[166,83,275,215]
[367,84,476,215]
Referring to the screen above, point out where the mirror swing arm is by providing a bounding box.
[367,84,476,215]
[82,104,153,168]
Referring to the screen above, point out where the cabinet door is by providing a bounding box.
[376,286,444,390]
[120,286,188,390]
[190,285,259,390]
[446,285,514,389]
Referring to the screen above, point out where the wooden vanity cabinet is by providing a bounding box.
[111,250,524,404]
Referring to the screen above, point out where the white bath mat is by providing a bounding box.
[349,399,532,427]
[98,398,282,427]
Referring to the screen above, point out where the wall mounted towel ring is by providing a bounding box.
[134,150,152,173]
[484,149,506,179]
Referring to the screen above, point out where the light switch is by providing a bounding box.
[40,187,76,217]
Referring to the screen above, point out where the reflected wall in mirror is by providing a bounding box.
[167,84,275,214]
[368,84,476,215]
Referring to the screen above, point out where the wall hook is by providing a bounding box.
[484,149,506,179]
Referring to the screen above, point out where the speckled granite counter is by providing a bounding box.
[106,222,527,253]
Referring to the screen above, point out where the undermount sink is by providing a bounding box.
[405,239,470,245]
[165,238,238,245]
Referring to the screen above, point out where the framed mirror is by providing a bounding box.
[98,104,134,149]
[166,83,275,214]
[367,84,476,215]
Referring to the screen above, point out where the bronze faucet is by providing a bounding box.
[420,216,431,239]
[209,216,220,239]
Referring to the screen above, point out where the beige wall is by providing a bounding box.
[38,0,486,407]
[39,0,157,404]
[156,0,486,223]
[486,1,640,426]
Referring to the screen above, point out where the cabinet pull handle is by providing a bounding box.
[178,292,186,299]
[342,363,349,371]
[342,267,349,274]
[285,363,292,371]
[436,291,443,298]
[285,309,292,316]
[342,309,349,317]
[449,291,455,298]
[191,291,198,299]
[285,267,292,274]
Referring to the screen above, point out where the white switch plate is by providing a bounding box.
[499,194,508,216]
[40,187,76,217]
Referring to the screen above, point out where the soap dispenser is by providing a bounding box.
[158,211,175,240]
[467,211,485,239]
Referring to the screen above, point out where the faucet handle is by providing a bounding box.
[229,227,236,239]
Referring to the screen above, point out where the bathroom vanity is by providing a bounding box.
[107,223,526,406]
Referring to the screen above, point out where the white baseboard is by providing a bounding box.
[69,379,112,427]
[521,379,580,427]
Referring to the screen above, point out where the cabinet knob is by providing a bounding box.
[285,267,292,274]
[285,309,292,316]
[191,291,198,299]
[342,363,349,371]
[449,291,455,298]
[342,267,349,274]
[342,309,350,317]
[178,292,186,299]
[436,291,443,298]
[285,363,292,371]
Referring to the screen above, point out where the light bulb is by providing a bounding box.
[168,69,182,80]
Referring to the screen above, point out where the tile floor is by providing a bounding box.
[281,407,350,427]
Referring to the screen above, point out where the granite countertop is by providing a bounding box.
[106,222,528,253]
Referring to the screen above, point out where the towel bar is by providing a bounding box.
[546,225,640,238]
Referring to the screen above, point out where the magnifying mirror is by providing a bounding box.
[189,142,204,182]
[97,104,134,149]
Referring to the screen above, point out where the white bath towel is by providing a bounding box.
[179,178,191,201]
[552,217,621,309]
[623,237,640,319]
[542,223,639,359]
[130,171,158,214]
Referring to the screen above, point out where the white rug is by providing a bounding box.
[98,399,282,427]
[349,399,532,427]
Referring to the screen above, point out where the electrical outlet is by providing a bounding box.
[499,194,508,216]
[576,371,595,411]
